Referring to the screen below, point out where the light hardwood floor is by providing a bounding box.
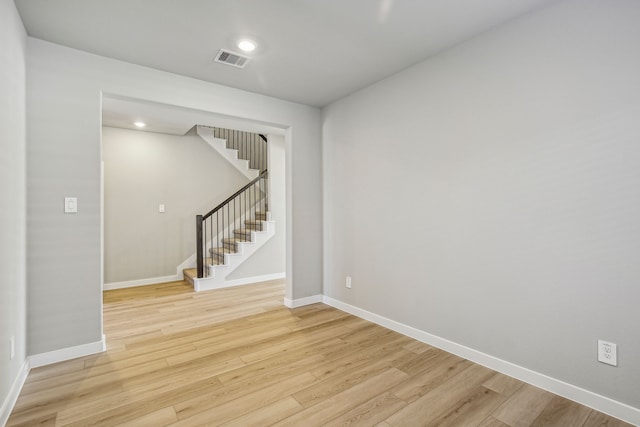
[7,279,633,426]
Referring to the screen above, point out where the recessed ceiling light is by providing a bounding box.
[134,121,146,128]
[237,39,257,52]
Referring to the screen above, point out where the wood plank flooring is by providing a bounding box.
[7,279,634,426]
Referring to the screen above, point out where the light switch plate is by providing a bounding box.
[64,197,78,213]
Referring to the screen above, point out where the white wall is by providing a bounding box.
[26,38,322,356]
[0,0,27,418]
[322,0,640,415]
[103,126,249,283]
[229,134,286,280]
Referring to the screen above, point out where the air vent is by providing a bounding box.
[214,49,250,69]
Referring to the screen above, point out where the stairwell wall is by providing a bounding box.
[102,126,248,284]
[26,38,322,356]
[0,0,27,420]
[322,0,640,414]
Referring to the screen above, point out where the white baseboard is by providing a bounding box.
[1,337,107,425]
[29,335,106,369]
[284,294,323,308]
[322,296,640,426]
[224,272,286,288]
[195,272,286,292]
[0,359,30,427]
[103,274,181,291]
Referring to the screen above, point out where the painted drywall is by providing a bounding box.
[103,126,250,283]
[26,38,322,355]
[229,134,286,280]
[322,0,640,411]
[0,0,27,415]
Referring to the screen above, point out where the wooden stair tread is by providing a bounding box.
[222,238,248,244]
[210,247,237,255]
[244,219,265,231]
[234,228,254,236]
[182,268,197,285]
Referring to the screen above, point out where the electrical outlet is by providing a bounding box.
[346,276,352,289]
[598,340,617,366]
[159,204,166,213]
[10,336,15,360]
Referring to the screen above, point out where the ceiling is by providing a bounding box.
[16,0,559,108]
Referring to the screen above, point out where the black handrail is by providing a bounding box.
[203,170,268,220]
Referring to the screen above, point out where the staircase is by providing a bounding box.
[183,126,274,292]
[196,125,263,180]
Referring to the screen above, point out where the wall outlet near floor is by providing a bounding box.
[598,340,617,366]
[10,336,15,360]
[346,276,352,289]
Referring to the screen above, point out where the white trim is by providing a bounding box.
[194,271,284,292]
[103,274,181,291]
[223,272,285,287]
[0,359,30,427]
[321,296,640,426]
[284,294,323,308]
[29,335,106,369]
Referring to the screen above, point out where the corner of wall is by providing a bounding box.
[0,359,29,427]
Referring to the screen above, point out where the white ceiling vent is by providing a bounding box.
[214,49,250,68]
